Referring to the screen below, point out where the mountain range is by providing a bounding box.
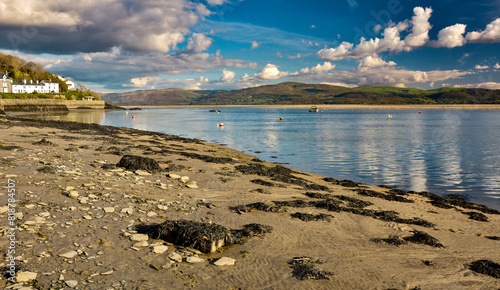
[101,82,500,106]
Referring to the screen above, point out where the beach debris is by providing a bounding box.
[290,212,333,222]
[485,236,500,241]
[33,138,55,146]
[250,188,272,194]
[422,260,435,266]
[273,199,311,208]
[413,191,500,215]
[288,257,333,280]
[372,230,444,248]
[145,219,273,253]
[0,145,24,151]
[214,257,235,266]
[229,202,285,213]
[236,163,331,191]
[355,189,414,203]
[116,155,162,173]
[462,211,489,222]
[469,260,500,278]
[37,166,56,174]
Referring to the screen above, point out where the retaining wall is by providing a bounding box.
[0,99,105,112]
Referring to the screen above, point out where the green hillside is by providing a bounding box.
[101,88,202,106]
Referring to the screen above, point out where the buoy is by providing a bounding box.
[217,123,224,127]
[264,109,267,111]
[279,117,284,120]
[387,114,392,118]
[126,111,128,115]
[132,115,136,119]
[419,111,422,114]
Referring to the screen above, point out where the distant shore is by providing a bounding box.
[123,104,500,110]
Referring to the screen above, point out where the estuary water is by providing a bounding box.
[34,107,500,210]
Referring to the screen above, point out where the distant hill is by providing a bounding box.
[101,88,202,106]
[102,82,500,106]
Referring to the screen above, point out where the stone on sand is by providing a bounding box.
[214,257,236,266]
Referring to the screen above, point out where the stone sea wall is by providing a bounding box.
[0,99,105,112]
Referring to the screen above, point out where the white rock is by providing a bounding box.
[214,257,236,266]
[130,234,148,242]
[68,190,79,199]
[58,250,78,259]
[180,176,190,183]
[185,181,199,189]
[103,207,115,213]
[0,206,8,214]
[135,170,151,176]
[83,215,92,220]
[133,241,149,247]
[78,197,89,204]
[38,212,51,218]
[121,208,134,214]
[167,174,181,179]
[186,256,204,263]
[24,204,36,209]
[168,252,182,263]
[65,186,75,191]
[146,211,157,217]
[65,280,78,288]
[5,174,18,178]
[16,271,38,282]
[152,245,169,254]
[101,270,114,276]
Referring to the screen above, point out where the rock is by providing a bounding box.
[130,234,149,242]
[180,176,190,183]
[185,181,199,189]
[0,206,8,214]
[38,212,51,218]
[103,207,115,213]
[135,170,152,176]
[116,155,162,173]
[214,257,236,266]
[16,271,38,282]
[152,245,169,254]
[121,208,134,215]
[146,211,157,217]
[186,256,204,263]
[168,252,183,263]
[68,190,79,199]
[79,197,89,204]
[133,241,149,247]
[167,174,181,179]
[83,215,92,220]
[65,280,78,288]
[65,186,75,191]
[58,250,78,259]
[101,270,114,276]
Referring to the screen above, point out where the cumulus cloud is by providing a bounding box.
[454,82,500,90]
[495,63,500,69]
[206,0,227,6]
[430,24,467,48]
[186,33,213,53]
[357,55,396,68]
[254,64,289,80]
[0,0,213,54]
[123,76,209,90]
[474,64,490,69]
[293,62,336,76]
[466,18,500,43]
[250,41,260,49]
[402,7,433,50]
[220,69,236,82]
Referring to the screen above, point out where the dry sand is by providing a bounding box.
[0,115,499,289]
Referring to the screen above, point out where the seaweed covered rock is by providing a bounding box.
[33,138,55,146]
[469,260,500,278]
[463,211,489,222]
[229,202,285,213]
[372,230,444,248]
[291,212,333,222]
[288,257,333,280]
[116,155,162,173]
[149,220,272,253]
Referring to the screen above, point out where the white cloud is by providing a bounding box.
[251,41,260,49]
[495,63,500,69]
[295,62,336,75]
[220,69,236,82]
[474,64,490,70]
[123,76,209,90]
[254,64,289,80]
[206,0,227,6]
[317,41,354,61]
[321,82,356,88]
[402,7,433,50]
[454,82,500,90]
[430,24,467,48]
[357,55,396,68]
[466,18,500,43]
[186,33,213,53]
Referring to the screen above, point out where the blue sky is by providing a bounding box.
[0,0,498,92]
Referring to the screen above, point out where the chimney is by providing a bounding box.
[23,79,26,84]
[37,80,39,84]
[30,80,33,84]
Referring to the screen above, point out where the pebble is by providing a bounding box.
[0,206,8,214]
[121,208,134,214]
[65,280,78,288]
[15,271,38,282]
[185,181,199,189]
[133,241,149,247]
[101,270,114,276]
[130,234,149,242]
[180,176,190,183]
[186,256,204,263]
[103,207,115,213]
[167,174,181,179]
[152,245,169,254]
[146,211,157,217]
[214,257,236,266]
[168,252,182,263]
[58,250,78,259]
[135,170,151,176]
[68,190,79,199]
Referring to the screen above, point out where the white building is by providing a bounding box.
[0,73,12,93]
[57,75,76,90]
[11,79,59,94]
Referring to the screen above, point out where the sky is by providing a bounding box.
[0,0,499,93]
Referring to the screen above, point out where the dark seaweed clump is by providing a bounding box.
[291,212,333,222]
[250,179,281,187]
[173,151,237,164]
[144,219,272,253]
[164,164,190,172]
[372,230,444,248]
[250,188,271,194]
[355,189,414,203]
[36,166,56,174]
[323,177,360,187]
[33,138,55,146]
[274,199,312,208]
[413,191,500,215]
[236,164,331,191]
[463,211,489,222]
[288,257,332,280]
[229,202,285,213]
[0,145,24,151]
[469,260,500,278]
[116,154,162,173]
[486,236,500,241]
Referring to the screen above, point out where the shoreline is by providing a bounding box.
[123,104,500,110]
[0,115,499,289]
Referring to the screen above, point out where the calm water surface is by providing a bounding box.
[35,107,500,209]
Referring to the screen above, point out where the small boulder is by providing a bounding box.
[214,257,236,266]
[116,155,161,173]
[16,271,38,282]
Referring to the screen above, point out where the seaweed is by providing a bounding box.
[250,179,280,187]
[0,145,24,151]
[413,191,500,215]
[355,189,414,203]
[373,231,443,248]
[165,164,190,172]
[116,155,162,173]
[145,219,272,253]
[323,177,360,187]
[371,235,408,246]
[288,257,332,280]
[486,236,500,241]
[291,212,333,222]
[273,200,311,208]
[250,188,271,194]
[469,260,500,278]
[463,211,489,222]
[33,138,55,146]
[304,192,333,199]
[36,166,56,174]
[229,202,285,213]
[333,195,373,208]
[176,151,237,164]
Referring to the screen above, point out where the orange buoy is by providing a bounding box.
[279,117,284,120]
[264,109,267,111]
[132,115,136,119]
[419,111,422,114]
[217,123,224,127]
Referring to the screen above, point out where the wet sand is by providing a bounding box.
[0,115,499,289]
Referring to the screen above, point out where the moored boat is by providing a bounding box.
[309,106,319,112]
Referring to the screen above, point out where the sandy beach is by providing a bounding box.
[0,114,499,289]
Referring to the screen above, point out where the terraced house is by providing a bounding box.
[0,72,59,93]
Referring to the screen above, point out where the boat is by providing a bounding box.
[309,106,319,112]
[209,109,221,113]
